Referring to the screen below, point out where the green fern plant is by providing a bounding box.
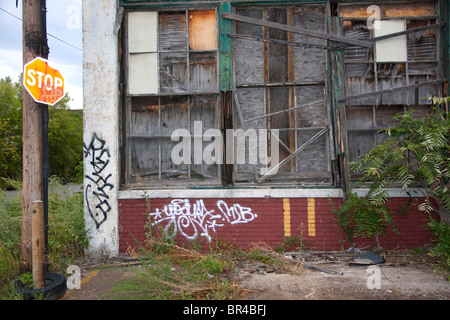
[351,99,450,222]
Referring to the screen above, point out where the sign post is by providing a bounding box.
[21,0,63,281]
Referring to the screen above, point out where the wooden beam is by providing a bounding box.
[219,3,233,91]
[328,16,351,197]
[21,0,46,274]
[222,91,233,185]
[369,23,445,42]
[227,32,333,50]
[244,99,327,123]
[338,79,447,103]
[237,81,325,88]
[32,200,45,289]
[223,13,372,48]
[287,7,295,172]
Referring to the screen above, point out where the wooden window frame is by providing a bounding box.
[339,1,445,182]
[122,8,222,188]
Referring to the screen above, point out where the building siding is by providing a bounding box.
[118,197,438,253]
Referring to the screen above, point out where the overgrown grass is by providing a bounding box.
[0,178,88,299]
[112,240,248,300]
[0,185,22,299]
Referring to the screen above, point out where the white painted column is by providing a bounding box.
[82,0,119,256]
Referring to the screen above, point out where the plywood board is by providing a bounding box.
[189,10,217,50]
[159,12,187,51]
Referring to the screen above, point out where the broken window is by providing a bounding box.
[232,5,332,186]
[339,1,444,180]
[124,9,220,187]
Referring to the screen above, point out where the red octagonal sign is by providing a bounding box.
[23,57,65,106]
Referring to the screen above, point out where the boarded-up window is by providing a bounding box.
[189,10,217,50]
[339,1,444,180]
[122,1,444,189]
[232,5,332,186]
[124,9,220,187]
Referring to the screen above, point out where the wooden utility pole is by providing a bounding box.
[21,0,49,274]
[32,201,45,288]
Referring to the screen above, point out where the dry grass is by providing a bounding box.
[112,240,254,300]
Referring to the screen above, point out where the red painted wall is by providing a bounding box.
[118,197,438,254]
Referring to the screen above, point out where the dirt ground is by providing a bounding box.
[61,250,449,301]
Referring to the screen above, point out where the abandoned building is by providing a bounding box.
[82,0,449,255]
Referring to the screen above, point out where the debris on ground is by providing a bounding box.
[349,251,386,266]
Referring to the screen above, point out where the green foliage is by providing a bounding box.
[45,178,89,270]
[47,97,83,181]
[0,190,22,294]
[0,77,22,184]
[16,272,34,289]
[351,104,450,217]
[330,193,398,250]
[274,224,308,253]
[0,180,88,299]
[111,253,243,300]
[428,219,450,274]
[0,76,83,183]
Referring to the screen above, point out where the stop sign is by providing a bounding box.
[23,57,64,106]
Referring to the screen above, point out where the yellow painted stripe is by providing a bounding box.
[283,198,291,237]
[307,198,316,237]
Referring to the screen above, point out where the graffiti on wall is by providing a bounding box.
[149,199,258,241]
[84,133,114,229]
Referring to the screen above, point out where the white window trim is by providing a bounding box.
[118,187,424,199]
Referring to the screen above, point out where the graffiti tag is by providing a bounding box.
[149,199,258,241]
[84,133,114,229]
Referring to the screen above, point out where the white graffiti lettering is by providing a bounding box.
[149,199,258,242]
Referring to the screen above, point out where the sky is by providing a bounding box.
[0,0,83,109]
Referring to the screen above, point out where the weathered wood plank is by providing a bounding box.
[223,13,372,48]
[228,33,332,50]
[219,2,233,91]
[328,16,351,195]
[369,23,444,43]
[237,81,324,88]
[159,11,186,51]
[188,10,217,50]
[339,79,447,102]
[267,8,290,172]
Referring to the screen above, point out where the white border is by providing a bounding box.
[118,188,424,199]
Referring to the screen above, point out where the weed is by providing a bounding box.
[274,223,308,253]
[329,193,398,250]
[428,219,450,275]
[0,179,88,299]
[111,246,246,300]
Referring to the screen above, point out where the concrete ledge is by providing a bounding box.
[118,187,424,199]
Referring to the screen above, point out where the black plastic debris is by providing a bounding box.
[349,251,385,266]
